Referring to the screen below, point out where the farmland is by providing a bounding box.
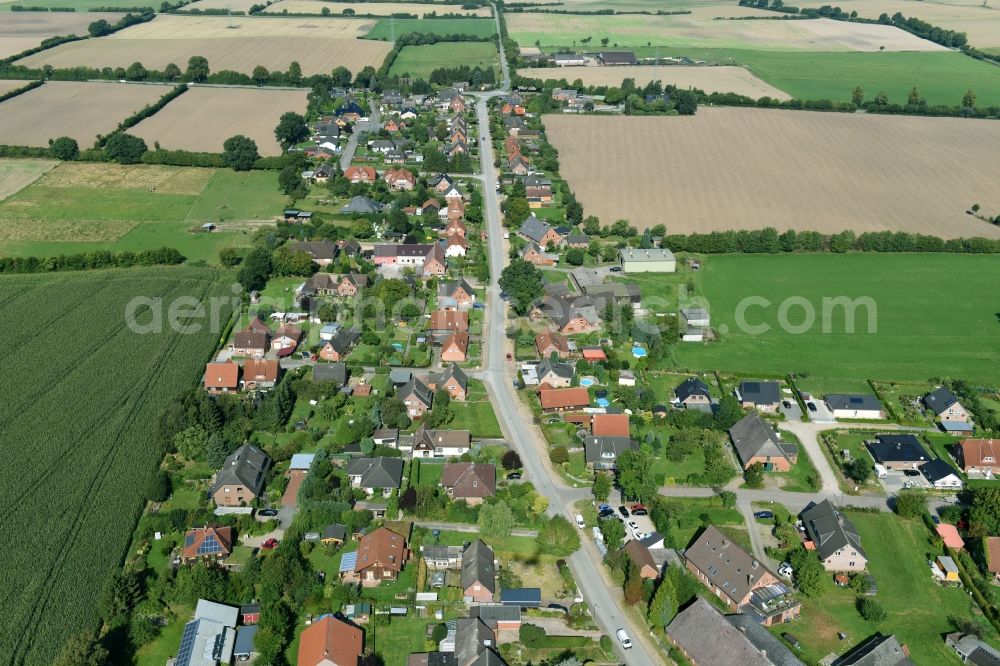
[16,14,392,75]
[506,0,769,13]
[183,0,260,9]
[517,64,791,99]
[0,267,232,666]
[667,253,1000,384]
[0,162,285,262]
[0,10,124,56]
[544,109,1000,237]
[0,81,168,148]
[0,0,128,8]
[364,17,497,39]
[0,158,57,200]
[264,0,493,16]
[129,86,309,155]
[505,13,944,51]
[391,42,499,78]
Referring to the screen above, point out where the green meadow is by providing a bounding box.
[390,42,499,78]
[365,17,497,40]
[671,253,1000,384]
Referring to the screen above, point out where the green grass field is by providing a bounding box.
[0,163,285,263]
[0,267,231,665]
[389,41,498,78]
[0,0,138,9]
[673,253,1000,384]
[448,400,503,438]
[777,512,997,664]
[365,17,497,40]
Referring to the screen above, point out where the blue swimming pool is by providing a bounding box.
[595,397,610,408]
[580,376,597,387]
[391,342,404,351]
[632,346,647,358]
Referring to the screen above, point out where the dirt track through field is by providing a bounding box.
[544,108,1000,238]
[129,86,309,155]
[0,81,168,148]
[517,65,791,99]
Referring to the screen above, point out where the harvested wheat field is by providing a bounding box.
[794,0,1000,48]
[0,81,29,96]
[0,11,124,58]
[184,0,261,9]
[0,81,168,148]
[517,65,791,99]
[506,13,948,51]
[0,159,58,201]
[16,14,391,75]
[544,108,1000,238]
[264,0,492,15]
[129,86,308,155]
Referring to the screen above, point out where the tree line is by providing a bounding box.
[661,228,1000,254]
[0,247,185,274]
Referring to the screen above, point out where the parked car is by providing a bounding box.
[630,503,647,514]
[753,510,774,519]
[506,472,522,480]
[547,603,569,613]
[627,520,640,532]
[616,629,632,649]
[609,266,623,273]
[258,508,279,517]
[261,538,279,550]
[618,505,630,518]
[782,400,792,408]
[903,469,921,477]
[506,352,513,361]
[778,562,793,579]
[807,402,818,412]
[575,514,586,529]
[598,504,611,512]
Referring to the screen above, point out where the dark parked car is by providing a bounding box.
[506,472,522,480]
[753,511,774,519]
[609,266,622,272]
[618,505,630,518]
[547,603,569,613]
[903,469,921,477]
[782,400,792,408]
[599,509,615,519]
[631,504,648,516]
[258,508,279,517]
[807,402,818,412]
[261,538,279,550]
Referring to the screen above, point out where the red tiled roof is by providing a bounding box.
[592,413,630,437]
[430,310,468,331]
[936,524,965,550]
[181,525,233,559]
[540,387,590,410]
[243,359,279,383]
[355,526,407,574]
[297,615,363,666]
[205,361,239,389]
[960,439,1000,470]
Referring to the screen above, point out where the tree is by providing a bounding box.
[478,501,515,539]
[648,577,678,628]
[50,136,79,160]
[164,62,182,81]
[858,597,886,623]
[623,562,643,604]
[278,164,305,196]
[98,569,140,628]
[223,135,260,171]
[851,86,864,106]
[501,450,522,470]
[88,19,113,37]
[894,489,926,519]
[186,55,210,82]
[774,520,798,548]
[719,490,736,508]
[104,133,147,164]
[969,486,1000,537]
[252,65,270,86]
[873,90,889,106]
[844,457,872,484]
[275,111,309,148]
[287,60,302,85]
[536,515,580,555]
[907,86,923,106]
[331,66,352,87]
[498,260,543,315]
[125,61,147,81]
[676,91,698,115]
[962,89,977,108]
[533,494,549,514]
[565,248,585,266]
[175,424,209,460]
[53,630,109,666]
[713,394,743,430]
[237,245,273,292]
[593,473,612,502]
[616,449,657,502]
[788,546,824,597]
[219,247,242,267]
[148,469,171,502]
[599,516,625,550]
[744,461,764,489]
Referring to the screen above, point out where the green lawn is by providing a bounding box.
[184,169,286,224]
[416,461,443,486]
[134,604,192,666]
[776,512,997,665]
[449,400,503,438]
[389,42,499,79]
[366,17,497,40]
[369,616,432,666]
[655,496,745,549]
[674,254,1000,384]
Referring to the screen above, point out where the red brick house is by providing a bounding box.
[623,540,660,580]
[432,363,468,401]
[229,319,270,358]
[344,165,377,183]
[384,167,416,191]
[540,387,590,413]
[535,332,571,359]
[181,526,233,563]
[337,273,369,297]
[441,331,470,363]
[429,309,469,334]
[521,242,557,267]
[442,463,496,505]
[423,243,448,277]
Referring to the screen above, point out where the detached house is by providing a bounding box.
[430,309,469,336]
[520,242,558,267]
[585,435,637,471]
[347,457,404,496]
[736,380,781,412]
[353,526,409,586]
[229,318,270,358]
[958,438,1000,477]
[591,413,630,438]
[674,377,712,412]
[867,434,929,471]
[540,387,590,412]
[442,463,496,505]
[344,165,377,183]
[384,167,416,191]
[337,273,369,297]
[205,360,239,394]
[729,413,798,471]
[535,331,571,359]
[800,499,867,572]
[535,358,574,389]
[462,539,496,603]
[411,424,471,458]
[181,526,233,563]
[438,278,475,310]
[398,376,433,417]
[925,387,973,434]
[431,363,468,401]
[288,239,338,266]
[319,327,360,362]
[825,393,884,420]
[441,331,470,363]
[536,295,600,334]
[210,443,271,507]
[683,525,801,626]
[297,615,363,666]
[241,358,279,391]
[271,324,302,354]
[518,214,562,248]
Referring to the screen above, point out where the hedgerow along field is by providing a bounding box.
[390,42,499,78]
[0,10,125,55]
[364,17,497,39]
[543,109,1000,238]
[264,0,493,16]
[668,253,1000,384]
[0,267,234,666]
[0,162,287,262]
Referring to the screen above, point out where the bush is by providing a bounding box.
[147,469,171,502]
[50,136,79,161]
[431,623,448,642]
[858,597,886,623]
[549,446,569,464]
[104,132,147,164]
[894,490,926,519]
[519,623,546,647]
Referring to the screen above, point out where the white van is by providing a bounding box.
[616,629,632,649]
[575,514,585,529]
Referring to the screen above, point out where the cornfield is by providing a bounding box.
[0,266,232,665]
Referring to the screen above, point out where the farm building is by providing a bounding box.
[618,248,676,273]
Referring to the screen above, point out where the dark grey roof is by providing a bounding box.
[322,524,347,541]
[921,458,961,484]
[438,278,474,299]
[666,597,778,666]
[639,531,665,548]
[472,604,521,622]
[288,239,338,261]
[233,625,258,657]
[683,525,777,608]
[470,649,506,666]
[454,617,495,666]
[390,369,413,384]
[565,234,590,245]
[398,376,433,408]
[313,362,347,385]
[518,214,552,244]
[924,387,961,415]
[800,499,866,562]
[499,588,541,606]
[537,294,600,329]
[739,380,781,406]
[461,540,496,595]
[327,327,360,354]
[584,436,637,465]
[536,358,574,382]
[729,413,797,466]
[347,457,404,489]
[868,435,928,464]
[675,377,711,403]
[946,633,1000,666]
[210,444,271,497]
[833,633,915,666]
[440,363,469,392]
[341,196,383,214]
[826,393,882,411]
[725,614,806,666]
[599,50,638,64]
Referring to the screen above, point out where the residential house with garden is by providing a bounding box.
[347,456,404,496]
[442,463,496,505]
[240,358,279,391]
[729,413,798,471]
[958,438,1000,477]
[462,539,497,603]
[411,425,471,458]
[736,380,781,412]
[210,443,271,507]
[353,526,409,587]
[204,361,239,394]
[181,526,234,564]
[825,393,884,420]
[398,376,434,418]
[584,435,637,471]
[297,614,364,666]
[800,499,868,572]
[674,376,713,412]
